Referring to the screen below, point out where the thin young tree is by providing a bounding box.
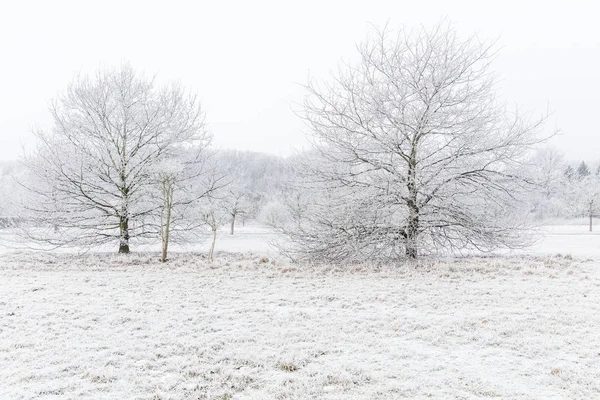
[153,149,224,262]
[223,187,254,234]
[281,22,550,262]
[200,198,229,262]
[22,63,206,253]
[568,174,600,231]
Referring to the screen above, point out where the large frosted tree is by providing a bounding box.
[281,23,549,262]
[22,64,208,253]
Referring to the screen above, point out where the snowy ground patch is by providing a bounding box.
[3,221,600,259]
[1,252,599,399]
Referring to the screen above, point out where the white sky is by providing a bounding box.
[0,0,599,162]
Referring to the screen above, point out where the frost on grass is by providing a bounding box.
[0,252,599,399]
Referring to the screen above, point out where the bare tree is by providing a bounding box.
[153,150,225,262]
[22,63,206,253]
[577,161,591,179]
[200,198,229,262]
[223,186,255,234]
[0,162,22,229]
[281,23,549,262]
[568,173,600,231]
[157,166,177,261]
[527,147,567,220]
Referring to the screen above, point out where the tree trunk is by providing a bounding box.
[230,214,236,235]
[161,241,168,262]
[405,147,419,259]
[119,215,130,254]
[119,169,130,254]
[208,228,217,261]
[160,180,173,263]
[590,201,594,232]
[405,207,419,259]
[160,204,171,263]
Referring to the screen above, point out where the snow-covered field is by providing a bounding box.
[527,223,600,259]
[1,224,600,399]
[0,225,279,257]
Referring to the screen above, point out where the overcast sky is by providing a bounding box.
[0,0,598,162]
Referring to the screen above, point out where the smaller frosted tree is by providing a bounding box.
[0,162,23,229]
[152,145,225,262]
[577,161,591,179]
[259,200,289,228]
[564,166,575,181]
[199,197,229,262]
[223,186,255,234]
[571,174,600,231]
[527,147,567,220]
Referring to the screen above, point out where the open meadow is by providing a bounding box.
[1,224,599,399]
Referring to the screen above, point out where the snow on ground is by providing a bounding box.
[0,225,280,257]
[517,219,600,259]
[166,225,280,256]
[2,220,600,259]
[1,250,599,399]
